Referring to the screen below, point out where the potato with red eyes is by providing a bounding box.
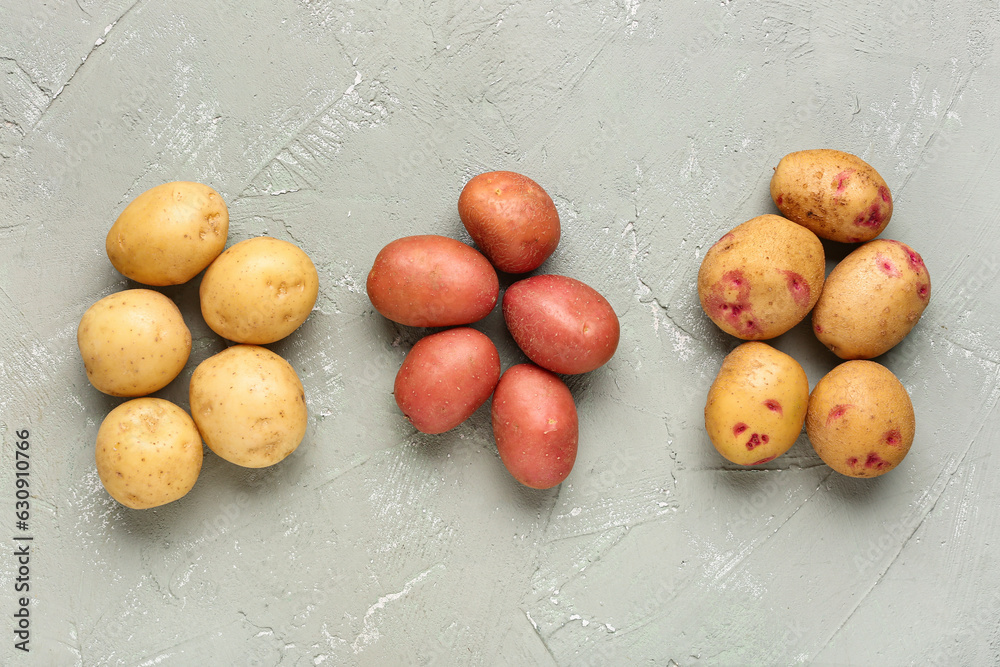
[704,342,809,466]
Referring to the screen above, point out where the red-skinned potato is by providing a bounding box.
[503,274,619,374]
[367,235,499,327]
[458,171,560,273]
[491,364,578,489]
[394,328,501,434]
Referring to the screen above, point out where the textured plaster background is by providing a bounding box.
[1,1,1000,665]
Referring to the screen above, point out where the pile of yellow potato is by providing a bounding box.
[78,182,317,509]
[699,149,929,478]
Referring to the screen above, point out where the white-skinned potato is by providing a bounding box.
[77,289,191,397]
[200,236,319,344]
[107,181,229,286]
[189,345,308,468]
[704,342,809,466]
[95,398,203,509]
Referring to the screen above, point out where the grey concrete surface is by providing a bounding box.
[1,1,999,665]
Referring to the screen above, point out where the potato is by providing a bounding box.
[458,171,560,273]
[188,345,308,468]
[200,236,319,344]
[77,289,191,397]
[812,239,930,359]
[698,214,825,340]
[503,274,619,374]
[704,342,809,466]
[491,364,578,489]
[95,398,203,509]
[106,181,229,285]
[394,328,501,434]
[367,235,499,327]
[806,360,914,478]
[770,149,893,243]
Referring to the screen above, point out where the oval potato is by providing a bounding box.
[394,328,501,434]
[491,364,578,489]
[458,171,560,273]
[367,235,499,327]
[503,274,619,374]
[106,181,229,285]
[704,342,809,466]
[698,214,825,340]
[770,149,892,243]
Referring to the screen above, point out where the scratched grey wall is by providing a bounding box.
[1,0,999,665]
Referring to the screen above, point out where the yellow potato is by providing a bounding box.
[95,398,203,509]
[704,342,809,466]
[806,361,914,478]
[770,149,892,243]
[77,289,191,397]
[698,214,825,340]
[188,345,308,468]
[107,181,229,285]
[200,237,319,344]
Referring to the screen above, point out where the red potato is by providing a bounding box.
[367,235,499,327]
[394,328,501,434]
[491,364,578,489]
[503,275,619,374]
[458,171,560,273]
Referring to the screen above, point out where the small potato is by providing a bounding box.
[200,236,319,344]
[807,360,915,478]
[704,342,809,466]
[698,214,825,340]
[491,364,578,489]
[394,328,501,434]
[458,171,560,273]
[503,274,619,374]
[95,398,203,509]
[812,239,930,359]
[77,289,191,397]
[107,181,229,285]
[770,149,893,243]
[367,235,499,327]
[189,345,308,468]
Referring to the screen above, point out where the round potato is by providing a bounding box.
[812,239,931,359]
[106,181,229,285]
[95,397,203,509]
[503,274,619,374]
[458,171,560,273]
[770,149,893,243]
[491,364,578,489]
[806,360,915,478]
[77,289,191,397]
[394,328,501,434]
[200,236,319,344]
[366,235,499,327]
[704,342,809,466]
[189,345,308,468]
[698,214,825,340]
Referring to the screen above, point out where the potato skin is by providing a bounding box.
[367,235,499,327]
[806,360,914,478]
[503,274,619,374]
[698,215,825,340]
[770,149,892,243]
[106,181,229,285]
[704,342,809,466]
[491,364,578,489]
[812,239,930,359]
[458,171,560,273]
[200,236,319,344]
[77,289,191,397]
[95,398,203,509]
[394,328,501,434]
[189,345,308,468]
